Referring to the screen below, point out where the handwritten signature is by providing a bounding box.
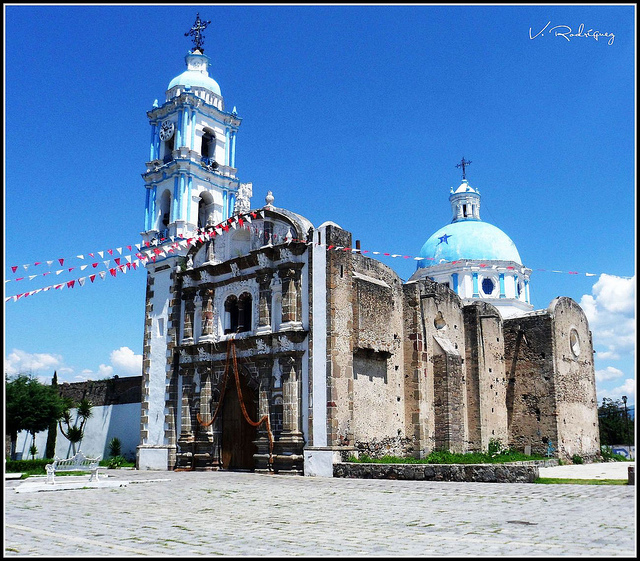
[530,22,615,45]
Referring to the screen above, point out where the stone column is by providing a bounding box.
[257,271,273,332]
[183,299,195,342]
[278,266,302,325]
[176,371,195,469]
[194,368,214,469]
[254,358,273,472]
[276,355,305,474]
[200,288,214,339]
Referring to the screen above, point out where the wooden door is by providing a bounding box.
[221,373,257,470]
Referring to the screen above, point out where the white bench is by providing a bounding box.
[45,451,104,484]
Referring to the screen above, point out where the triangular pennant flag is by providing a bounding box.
[109,268,117,277]
[68,267,75,272]
[98,251,104,258]
[23,264,30,271]
[92,262,99,268]
[127,245,132,251]
[55,270,63,275]
[11,266,17,273]
[66,280,75,288]
[34,262,42,266]
[28,275,37,281]
[43,271,51,277]
[125,255,132,263]
[104,260,111,268]
[116,248,122,254]
[43,286,52,292]
[114,258,121,265]
[80,265,88,271]
[78,278,85,286]
[77,255,84,260]
[99,271,106,280]
[107,249,113,255]
[135,243,141,250]
[59,258,64,266]
[89,253,95,257]
[47,260,54,267]
[90,274,96,283]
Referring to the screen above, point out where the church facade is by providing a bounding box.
[136,22,600,475]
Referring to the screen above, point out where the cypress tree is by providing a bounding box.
[44,371,59,459]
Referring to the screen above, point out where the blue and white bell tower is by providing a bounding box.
[141,15,247,245]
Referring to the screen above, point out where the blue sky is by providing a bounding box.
[4,4,636,406]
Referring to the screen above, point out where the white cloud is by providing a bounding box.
[595,366,625,382]
[110,347,143,376]
[597,378,636,404]
[580,274,636,360]
[4,349,63,377]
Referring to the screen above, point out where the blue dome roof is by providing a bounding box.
[418,220,522,268]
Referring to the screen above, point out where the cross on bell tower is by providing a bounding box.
[185,13,211,52]
[456,157,472,180]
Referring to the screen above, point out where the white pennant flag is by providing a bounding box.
[28,275,37,281]
[80,265,88,271]
[104,260,110,268]
[47,260,54,267]
[98,251,104,258]
[78,278,86,286]
[23,264,30,271]
[135,243,141,250]
[55,269,64,275]
[125,255,132,263]
[77,255,84,260]
[99,271,106,280]
[116,248,122,254]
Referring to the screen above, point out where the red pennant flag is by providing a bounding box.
[68,267,75,272]
[59,258,64,266]
[90,274,96,283]
[114,258,121,265]
[110,268,117,277]
[92,263,99,268]
[11,266,18,273]
[127,245,132,251]
[34,262,41,266]
[89,253,95,257]
[67,280,75,288]
[108,249,113,255]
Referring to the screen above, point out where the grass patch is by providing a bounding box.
[347,449,546,465]
[535,478,628,485]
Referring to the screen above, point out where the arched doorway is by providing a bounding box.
[221,369,257,470]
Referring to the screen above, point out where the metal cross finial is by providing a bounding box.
[456,157,472,180]
[185,13,211,52]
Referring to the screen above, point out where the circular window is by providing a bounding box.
[569,329,581,357]
[481,277,495,296]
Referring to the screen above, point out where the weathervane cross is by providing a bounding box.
[456,157,472,180]
[185,13,211,52]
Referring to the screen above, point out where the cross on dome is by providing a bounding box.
[456,157,472,180]
[185,13,211,52]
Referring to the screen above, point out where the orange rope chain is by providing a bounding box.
[197,338,274,466]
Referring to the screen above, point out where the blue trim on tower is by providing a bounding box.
[472,272,479,297]
[499,273,506,298]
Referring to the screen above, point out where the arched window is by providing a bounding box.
[157,190,172,237]
[201,129,216,161]
[224,293,252,334]
[238,292,252,333]
[481,277,495,296]
[224,295,239,334]
[198,191,214,229]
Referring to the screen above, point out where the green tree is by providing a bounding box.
[598,398,634,446]
[5,374,66,460]
[59,397,93,456]
[44,371,59,458]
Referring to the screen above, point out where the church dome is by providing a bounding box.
[418,220,522,267]
[168,51,221,96]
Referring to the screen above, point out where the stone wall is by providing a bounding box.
[333,462,541,483]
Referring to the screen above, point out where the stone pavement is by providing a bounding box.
[5,467,636,557]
